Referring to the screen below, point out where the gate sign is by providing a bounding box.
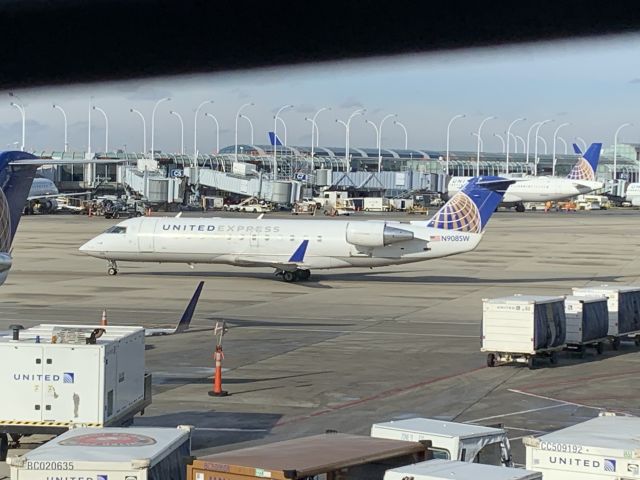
[170,169,184,178]
[295,173,307,181]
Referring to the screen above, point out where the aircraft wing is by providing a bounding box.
[27,191,92,201]
[144,281,204,336]
[233,240,310,272]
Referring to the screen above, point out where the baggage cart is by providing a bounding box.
[563,295,609,356]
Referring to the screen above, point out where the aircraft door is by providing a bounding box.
[138,218,158,252]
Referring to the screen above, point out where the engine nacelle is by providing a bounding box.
[345,222,414,247]
[37,199,58,212]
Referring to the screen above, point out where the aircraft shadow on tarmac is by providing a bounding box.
[133,411,281,451]
[153,371,330,386]
[210,318,356,328]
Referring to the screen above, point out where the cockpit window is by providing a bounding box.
[104,226,127,234]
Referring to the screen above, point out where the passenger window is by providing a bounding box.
[317,235,322,242]
[290,234,295,242]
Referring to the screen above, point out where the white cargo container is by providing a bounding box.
[232,162,256,176]
[384,459,541,480]
[482,295,567,368]
[371,418,512,466]
[564,296,609,355]
[524,414,640,479]
[362,197,391,212]
[0,324,151,460]
[572,285,640,347]
[8,426,192,480]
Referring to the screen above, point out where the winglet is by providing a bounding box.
[288,240,309,263]
[268,131,283,146]
[175,281,205,333]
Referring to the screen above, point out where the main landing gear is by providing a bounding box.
[515,203,526,213]
[107,260,118,276]
[276,269,311,282]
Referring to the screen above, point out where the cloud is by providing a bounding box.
[629,78,640,84]
[124,86,173,101]
[230,88,251,100]
[555,111,568,116]
[339,97,364,109]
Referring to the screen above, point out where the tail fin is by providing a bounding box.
[572,143,582,155]
[427,176,514,233]
[0,151,39,252]
[175,281,205,333]
[268,131,283,146]
[567,143,602,181]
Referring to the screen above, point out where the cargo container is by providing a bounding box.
[572,285,640,348]
[563,296,609,355]
[524,413,640,479]
[0,324,151,461]
[384,459,542,480]
[371,418,512,466]
[232,162,256,176]
[481,295,567,368]
[8,426,192,480]
[188,433,430,480]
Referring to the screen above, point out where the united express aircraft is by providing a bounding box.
[448,143,603,212]
[80,177,514,282]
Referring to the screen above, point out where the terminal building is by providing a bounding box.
[30,142,640,206]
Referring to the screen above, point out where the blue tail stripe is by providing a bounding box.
[175,281,204,333]
[0,151,39,251]
[268,131,283,146]
[582,143,602,172]
[289,240,309,263]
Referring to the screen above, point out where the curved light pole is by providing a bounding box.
[239,114,254,145]
[557,136,568,155]
[394,120,408,149]
[534,119,552,175]
[92,106,109,152]
[446,114,465,174]
[525,121,542,164]
[193,99,214,156]
[130,108,147,154]
[53,104,68,152]
[276,116,288,146]
[150,97,170,162]
[575,136,587,153]
[204,113,220,154]
[235,102,254,161]
[552,122,570,176]
[337,108,365,171]
[494,133,506,153]
[539,137,548,155]
[505,117,525,174]
[9,93,25,151]
[169,110,185,155]
[614,122,633,181]
[472,133,484,160]
[365,119,380,148]
[476,116,496,176]
[515,135,526,155]
[307,107,330,157]
[378,113,397,172]
[508,132,518,153]
[273,104,293,174]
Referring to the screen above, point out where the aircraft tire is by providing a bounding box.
[108,267,118,276]
[0,433,8,462]
[282,271,295,282]
[299,269,311,281]
[515,204,525,213]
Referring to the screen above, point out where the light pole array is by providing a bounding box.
[169,110,185,155]
[130,108,147,154]
[150,97,170,162]
[494,133,506,153]
[476,116,495,176]
[446,114,465,175]
[336,108,365,171]
[377,113,397,172]
[92,106,109,152]
[552,122,570,176]
[557,136,568,155]
[575,136,587,153]
[306,107,330,157]
[276,116,288,146]
[53,104,68,152]
[204,113,220,154]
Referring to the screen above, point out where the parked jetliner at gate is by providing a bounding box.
[448,143,603,212]
[80,177,514,282]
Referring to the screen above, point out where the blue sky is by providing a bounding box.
[9,33,640,154]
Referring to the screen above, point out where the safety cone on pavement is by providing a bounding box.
[208,344,228,397]
[101,309,108,326]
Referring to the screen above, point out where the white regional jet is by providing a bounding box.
[26,177,89,214]
[448,143,603,212]
[80,176,514,282]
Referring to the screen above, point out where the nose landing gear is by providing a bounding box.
[276,268,311,282]
[107,260,118,276]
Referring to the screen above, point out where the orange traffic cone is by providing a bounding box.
[208,345,228,397]
[101,309,108,326]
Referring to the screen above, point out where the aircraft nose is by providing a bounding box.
[79,238,100,254]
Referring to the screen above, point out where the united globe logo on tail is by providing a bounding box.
[567,143,602,181]
[427,192,482,233]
